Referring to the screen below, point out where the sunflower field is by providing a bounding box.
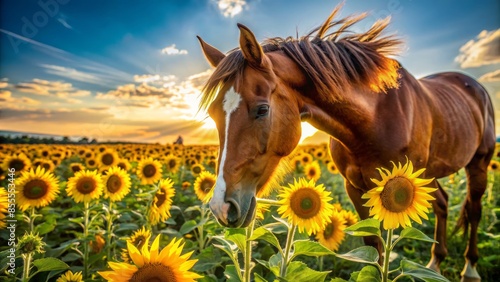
[0,143,499,282]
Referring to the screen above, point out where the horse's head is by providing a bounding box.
[197,24,304,227]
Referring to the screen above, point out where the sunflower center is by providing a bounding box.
[380,177,415,213]
[102,153,114,166]
[71,165,82,173]
[133,236,147,249]
[155,192,166,208]
[492,163,498,169]
[76,177,97,194]
[322,222,334,240]
[10,159,26,171]
[168,159,176,169]
[88,160,96,166]
[192,166,202,174]
[107,175,122,193]
[130,263,177,282]
[23,179,49,199]
[201,180,214,193]
[143,164,157,178]
[290,188,321,219]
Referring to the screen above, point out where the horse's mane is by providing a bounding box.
[200,4,404,110]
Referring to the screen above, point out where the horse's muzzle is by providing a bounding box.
[210,195,256,228]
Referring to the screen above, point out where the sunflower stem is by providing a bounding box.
[83,201,90,280]
[280,223,297,278]
[244,218,255,282]
[21,252,32,282]
[106,200,114,261]
[382,228,393,282]
[29,207,36,232]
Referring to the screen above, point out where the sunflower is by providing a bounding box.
[2,153,31,176]
[304,161,321,181]
[128,227,152,249]
[488,160,500,172]
[137,158,163,185]
[116,159,132,172]
[15,167,60,211]
[69,163,85,174]
[149,179,176,225]
[164,155,181,174]
[0,187,8,229]
[98,149,120,170]
[66,170,104,204]
[193,171,216,203]
[362,160,437,230]
[277,178,335,235]
[90,233,106,253]
[32,158,55,172]
[102,166,131,202]
[98,235,202,282]
[56,270,83,282]
[85,158,99,170]
[340,209,359,227]
[300,153,314,165]
[316,210,346,252]
[327,162,340,174]
[255,203,271,220]
[190,164,205,177]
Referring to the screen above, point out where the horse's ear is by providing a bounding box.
[197,36,225,68]
[237,23,264,66]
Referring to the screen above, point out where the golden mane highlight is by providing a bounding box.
[200,5,404,110]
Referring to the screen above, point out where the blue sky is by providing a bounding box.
[1,0,499,144]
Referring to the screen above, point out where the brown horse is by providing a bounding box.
[197,6,494,281]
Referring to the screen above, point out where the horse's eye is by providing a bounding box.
[256,105,269,118]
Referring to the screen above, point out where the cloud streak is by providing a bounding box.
[455,29,500,68]
[479,69,500,82]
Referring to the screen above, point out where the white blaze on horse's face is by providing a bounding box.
[209,87,241,226]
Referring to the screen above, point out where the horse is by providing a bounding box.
[197,6,495,282]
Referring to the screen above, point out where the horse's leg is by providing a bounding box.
[344,182,383,262]
[461,154,490,282]
[426,180,448,272]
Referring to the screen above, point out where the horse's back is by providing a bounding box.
[418,71,495,175]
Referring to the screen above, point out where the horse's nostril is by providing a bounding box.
[226,199,241,226]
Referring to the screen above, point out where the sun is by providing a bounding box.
[201,116,217,130]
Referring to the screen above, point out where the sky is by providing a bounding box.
[1,0,499,145]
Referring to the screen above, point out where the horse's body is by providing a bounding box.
[197,7,495,281]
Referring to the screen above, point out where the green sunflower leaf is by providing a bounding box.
[290,240,335,260]
[225,228,247,253]
[250,226,283,254]
[400,259,450,282]
[344,218,381,238]
[31,258,69,276]
[285,261,330,282]
[335,246,379,265]
[398,227,437,243]
[356,265,381,282]
[224,264,243,282]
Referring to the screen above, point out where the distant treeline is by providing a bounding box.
[0,135,148,145]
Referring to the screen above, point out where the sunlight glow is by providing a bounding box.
[300,122,318,144]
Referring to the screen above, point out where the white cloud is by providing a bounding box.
[40,64,106,85]
[455,29,500,68]
[479,69,500,82]
[161,44,188,55]
[217,0,247,17]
